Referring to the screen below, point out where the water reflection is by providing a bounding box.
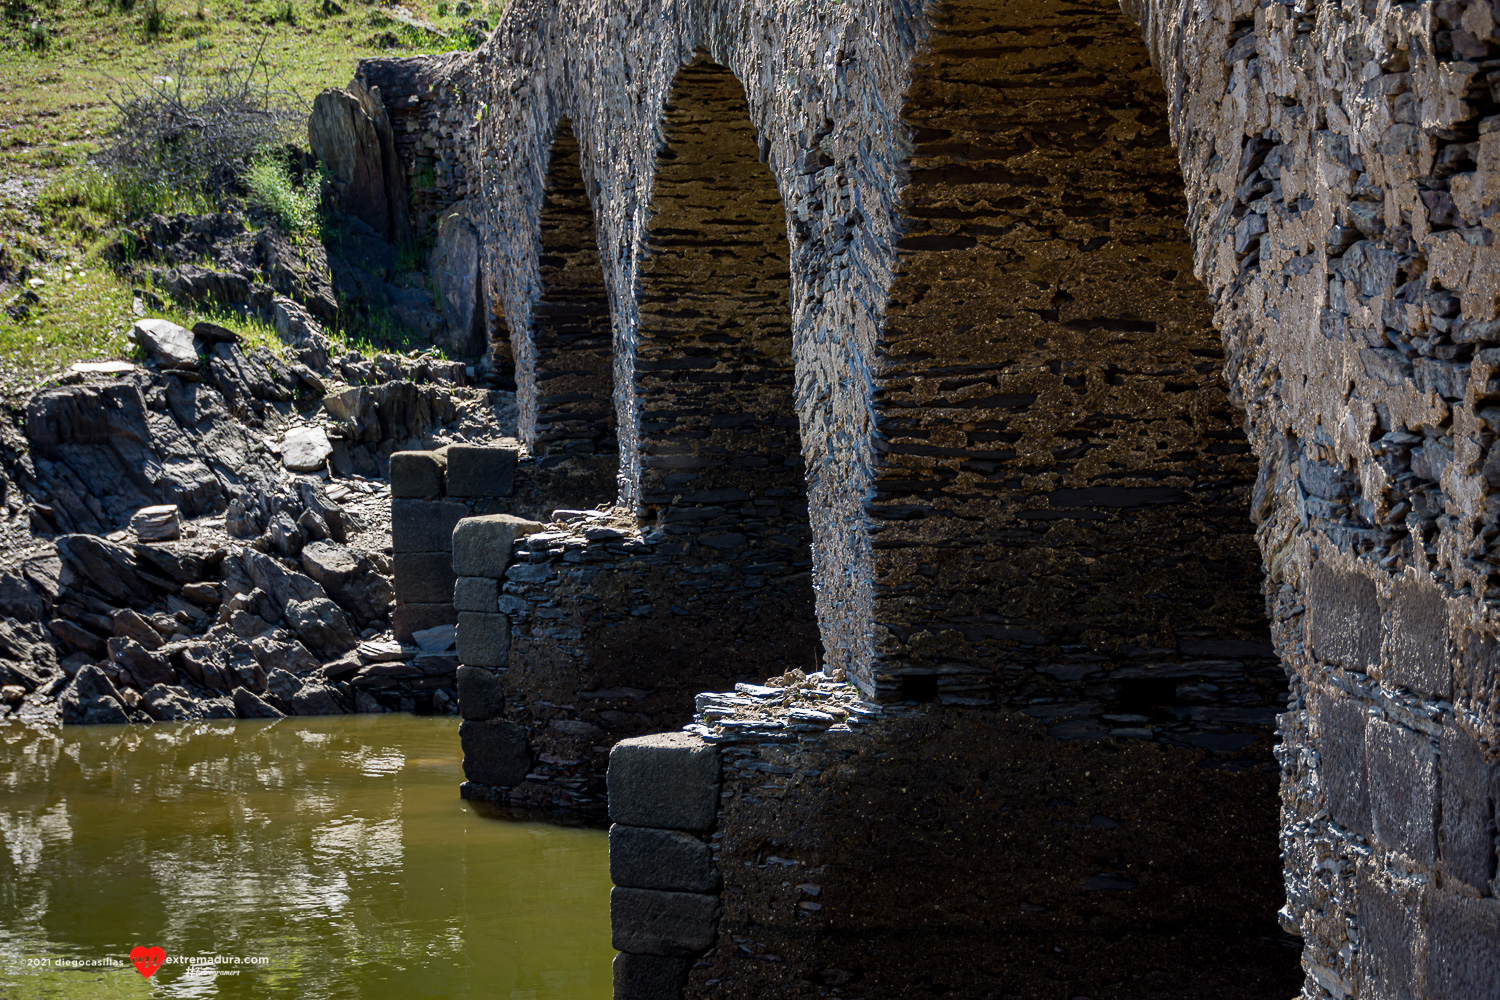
[0,716,612,999]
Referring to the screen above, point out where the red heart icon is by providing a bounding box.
[130,946,165,978]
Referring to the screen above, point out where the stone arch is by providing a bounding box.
[524,116,618,502]
[625,53,821,671]
[866,0,1276,719]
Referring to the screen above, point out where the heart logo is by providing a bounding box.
[130,946,165,978]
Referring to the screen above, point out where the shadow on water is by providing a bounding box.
[0,715,613,999]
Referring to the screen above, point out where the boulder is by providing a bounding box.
[112,608,165,650]
[321,381,457,446]
[206,341,295,411]
[265,667,303,704]
[130,504,181,542]
[171,642,237,692]
[131,318,199,370]
[180,582,221,606]
[271,296,329,368]
[192,321,240,344]
[106,637,176,690]
[301,540,392,626]
[430,200,488,356]
[156,265,252,309]
[243,549,329,610]
[310,88,388,236]
[141,684,201,722]
[309,81,408,243]
[0,571,47,621]
[56,534,166,603]
[201,696,237,719]
[282,426,333,473]
[0,660,42,693]
[286,598,359,654]
[254,226,339,321]
[290,681,345,715]
[249,636,320,676]
[412,623,456,653]
[232,687,284,719]
[21,380,240,533]
[48,618,107,658]
[60,665,130,725]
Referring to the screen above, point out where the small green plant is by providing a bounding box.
[394,235,430,273]
[274,0,295,23]
[26,18,48,48]
[411,157,435,191]
[244,154,320,236]
[143,0,166,35]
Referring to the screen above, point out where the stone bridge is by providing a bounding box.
[364,0,1500,995]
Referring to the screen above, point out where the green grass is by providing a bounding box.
[244,154,321,236]
[0,0,504,386]
[0,261,134,383]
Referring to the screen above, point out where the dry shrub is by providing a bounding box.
[98,37,305,199]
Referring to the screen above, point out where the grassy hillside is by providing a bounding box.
[0,0,491,389]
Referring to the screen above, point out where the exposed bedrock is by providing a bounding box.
[1,304,517,726]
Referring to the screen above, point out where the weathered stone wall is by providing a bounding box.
[356,53,477,240]
[459,0,905,681]
[609,680,1299,1000]
[459,508,818,816]
[862,0,1277,753]
[1126,0,1500,994]
[520,117,620,508]
[530,119,617,474]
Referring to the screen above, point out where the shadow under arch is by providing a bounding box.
[520,115,618,508]
[615,53,821,677]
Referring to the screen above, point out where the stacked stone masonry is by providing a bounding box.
[389,444,519,641]
[456,505,819,815]
[621,677,1300,999]
[607,733,723,1000]
[369,0,1500,991]
[357,54,477,240]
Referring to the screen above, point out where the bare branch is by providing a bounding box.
[97,36,308,197]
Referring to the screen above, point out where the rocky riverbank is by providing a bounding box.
[0,212,516,726]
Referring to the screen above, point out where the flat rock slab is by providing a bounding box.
[130,504,180,542]
[610,825,720,893]
[613,953,691,1000]
[357,639,406,664]
[412,623,456,653]
[132,318,199,369]
[283,426,333,472]
[460,719,531,786]
[71,360,137,375]
[457,665,505,720]
[610,887,720,956]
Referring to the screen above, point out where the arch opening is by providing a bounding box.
[513,116,620,512]
[626,55,821,677]
[726,0,1307,994]
[874,0,1279,732]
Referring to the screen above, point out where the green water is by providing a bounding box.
[0,716,613,999]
